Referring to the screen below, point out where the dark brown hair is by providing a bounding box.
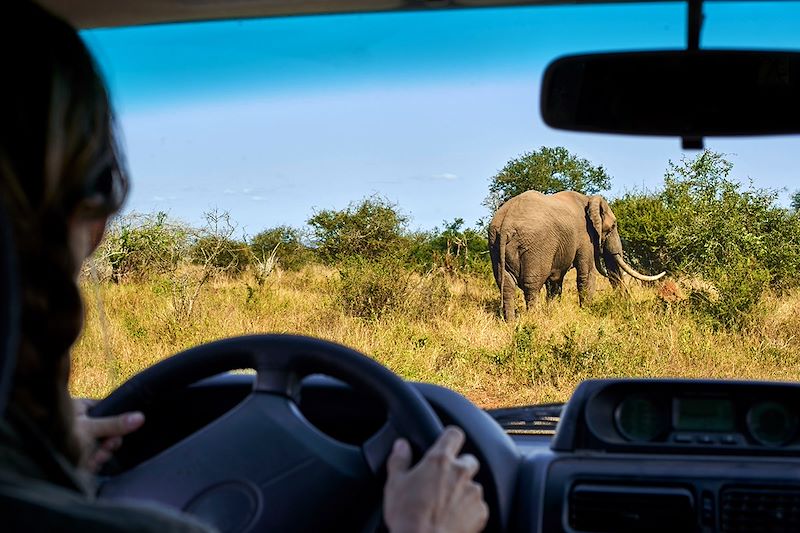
[0,2,128,464]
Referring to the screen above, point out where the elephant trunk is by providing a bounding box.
[611,253,666,282]
[594,247,609,277]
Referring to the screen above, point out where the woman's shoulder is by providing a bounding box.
[0,477,217,533]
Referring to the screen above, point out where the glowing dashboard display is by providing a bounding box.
[673,398,735,432]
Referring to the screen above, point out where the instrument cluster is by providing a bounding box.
[555,380,800,454]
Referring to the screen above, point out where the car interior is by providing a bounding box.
[7,0,800,531]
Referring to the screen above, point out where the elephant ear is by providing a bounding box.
[587,195,605,244]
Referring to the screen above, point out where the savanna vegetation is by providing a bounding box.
[71,149,800,408]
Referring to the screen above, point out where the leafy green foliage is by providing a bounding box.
[250,225,314,271]
[335,257,453,321]
[485,146,611,210]
[308,196,410,263]
[661,151,800,292]
[613,150,800,328]
[610,193,672,274]
[99,212,189,281]
[409,218,490,276]
[190,236,251,274]
[335,257,411,319]
[792,190,800,212]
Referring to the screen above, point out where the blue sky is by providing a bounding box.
[81,1,800,235]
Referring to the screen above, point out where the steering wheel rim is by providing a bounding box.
[91,334,444,532]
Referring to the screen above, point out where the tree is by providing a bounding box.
[485,146,611,210]
[791,190,800,212]
[250,225,314,271]
[307,196,410,263]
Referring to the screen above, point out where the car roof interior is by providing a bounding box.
[39,0,733,29]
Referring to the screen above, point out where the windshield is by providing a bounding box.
[72,1,800,408]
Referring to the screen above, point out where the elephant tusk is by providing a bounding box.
[612,253,665,282]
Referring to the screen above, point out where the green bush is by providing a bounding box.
[408,218,491,276]
[308,196,412,263]
[98,212,189,281]
[190,236,251,275]
[612,150,800,328]
[250,225,314,271]
[686,262,771,329]
[610,193,672,274]
[335,257,411,319]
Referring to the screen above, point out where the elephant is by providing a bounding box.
[488,190,665,321]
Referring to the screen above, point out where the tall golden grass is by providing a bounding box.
[70,266,800,408]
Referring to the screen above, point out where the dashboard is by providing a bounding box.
[531,379,800,533]
[103,376,800,533]
[557,380,800,454]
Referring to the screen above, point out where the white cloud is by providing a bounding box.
[433,173,458,180]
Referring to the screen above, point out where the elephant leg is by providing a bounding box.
[501,271,517,321]
[522,271,551,311]
[522,285,538,310]
[575,267,596,306]
[545,274,564,300]
[518,250,551,311]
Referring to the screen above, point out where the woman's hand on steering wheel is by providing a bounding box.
[73,398,145,473]
[384,426,489,533]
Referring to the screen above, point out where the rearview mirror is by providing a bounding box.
[541,51,800,140]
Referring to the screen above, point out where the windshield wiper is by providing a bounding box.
[485,403,563,435]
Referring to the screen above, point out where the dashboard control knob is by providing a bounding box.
[746,401,798,446]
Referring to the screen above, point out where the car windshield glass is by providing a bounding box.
[73,1,800,408]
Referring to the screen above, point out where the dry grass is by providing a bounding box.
[70,266,800,408]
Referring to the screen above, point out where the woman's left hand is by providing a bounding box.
[73,398,145,473]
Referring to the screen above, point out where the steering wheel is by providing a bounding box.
[90,334,444,532]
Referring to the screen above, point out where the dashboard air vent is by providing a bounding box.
[569,483,695,532]
[486,403,562,435]
[721,486,800,532]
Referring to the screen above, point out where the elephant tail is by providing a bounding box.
[499,227,508,306]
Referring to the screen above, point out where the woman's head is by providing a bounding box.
[0,2,128,463]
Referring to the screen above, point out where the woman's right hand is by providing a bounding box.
[73,398,145,473]
[384,426,489,533]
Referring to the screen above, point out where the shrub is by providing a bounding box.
[96,212,189,281]
[613,150,800,328]
[308,196,412,263]
[610,192,672,274]
[409,218,491,276]
[250,225,314,271]
[335,257,411,319]
[501,323,622,388]
[190,236,251,275]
